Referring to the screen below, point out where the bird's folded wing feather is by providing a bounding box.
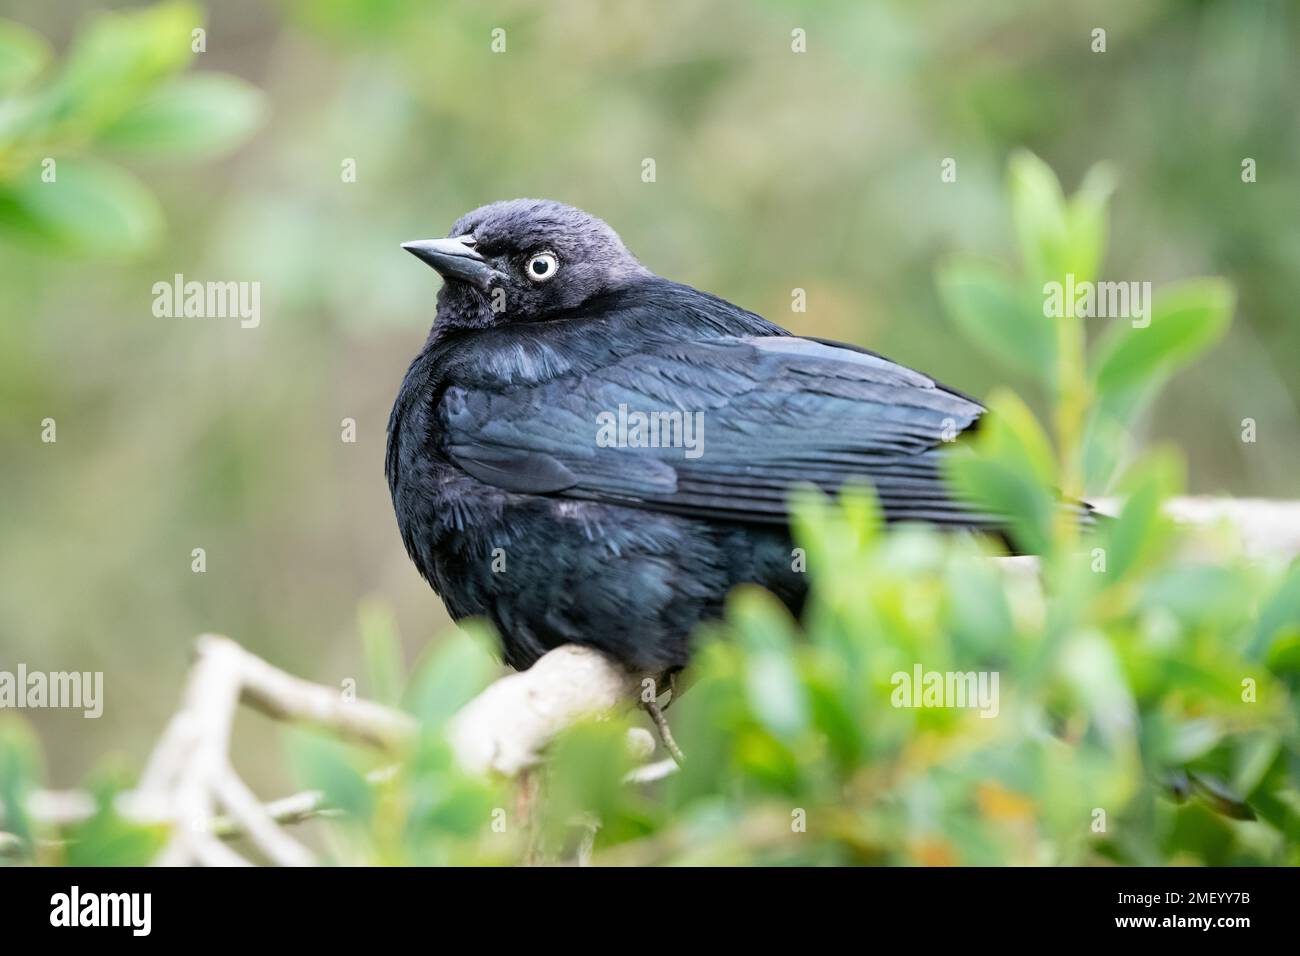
[442,335,996,527]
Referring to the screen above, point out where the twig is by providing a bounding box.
[643,700,685,766]
[211,789,338,835]
[229,636,417,751]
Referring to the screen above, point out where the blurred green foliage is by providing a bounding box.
[0,0,1297,866]
[2,5,1296,796]
[0,1,263,254]
[5,153,1296,866]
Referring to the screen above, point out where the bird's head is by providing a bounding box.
[403,199,649,329]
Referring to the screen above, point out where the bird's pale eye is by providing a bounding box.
[525,251,559,283]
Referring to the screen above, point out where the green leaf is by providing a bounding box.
[545,719,646,847]
[1099,450,1182,583]
[839,481,882,550]
[1141,563,1253,629]
[788,483,833,565]
[1079,392,1150,493]
[0,157,162,255]
[1232,732,1281,797]
[729,586,809,740]
[947,456,1053,555]
[1091,278,1234,395]
[289,732,374,821]
[48,2,199,123]
[805,669,866,767]
[1264,629,1300,676]
[944,390,1057,554]
[0,19,50,94]
[100,73,265,158]
[1062,162,1116,284]
[0,718,41,850]
[403,621,499,730]
[979,389,1057,487]
[1008,149,1068,283]
[1008,151,1116,286]
[944,558,1014,657]
[403,771,496,841]
[1165,719,1224,763]
[1249,562,1300,662]
[788,482,878,587]
[1060,631,1136,748]
[937,261,1055,380]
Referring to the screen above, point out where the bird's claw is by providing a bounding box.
[642,696,685,767]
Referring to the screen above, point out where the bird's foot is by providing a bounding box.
[642,697,685,767]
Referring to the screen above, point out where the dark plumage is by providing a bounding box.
[387,200,999,672]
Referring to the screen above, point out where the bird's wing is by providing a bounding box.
[441,335,994,527]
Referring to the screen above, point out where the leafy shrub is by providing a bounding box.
[0,1,263,257]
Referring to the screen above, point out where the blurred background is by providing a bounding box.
[1,0,1297,796]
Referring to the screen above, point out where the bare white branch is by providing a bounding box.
[447,644,641,776]
[9,638,647,863]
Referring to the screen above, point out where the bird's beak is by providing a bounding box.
[401,237,494,290]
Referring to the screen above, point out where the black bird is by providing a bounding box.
[388,199,997,675]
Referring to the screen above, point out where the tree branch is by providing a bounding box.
[447,644,641,776]
[7,637,650,863]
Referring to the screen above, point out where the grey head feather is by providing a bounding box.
[430,199,652,331]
